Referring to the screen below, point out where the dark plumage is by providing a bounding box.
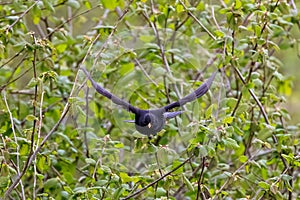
[81,67,216,136]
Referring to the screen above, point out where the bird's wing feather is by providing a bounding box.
[164,71,217,111]
[81,67,139,114]
[163,111,184,119]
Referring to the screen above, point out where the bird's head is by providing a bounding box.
[143,114,152,128]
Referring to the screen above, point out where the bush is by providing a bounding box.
[0,0,299,199]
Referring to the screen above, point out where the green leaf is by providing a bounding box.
[222,116,234,124]
[205,104,215,119]
[239,155,248,163]
[26,77,39,88]
[37,155,50,172]
[120,62,134,76]
[139,35,155,43]
[225,98,238,109]
[93,25,115,31]
[101,0,119,10]
[25,114,38,121]
[0,176,9,189]
[114,142,124,148]
[74,186,87,194]
[234,0,242,9]
[172,160,184,175]
[198,145,208,157]
[113,186,125,199]
[195,131,206,143]
[66,0,81,9]
[258,181,270,190]
[85,158,96,165]
[84,1,92,9]
[281,153,293,163]
[19,143,30,156]
[42,0,55,12]
[196,2,205,11]
[223,138,239,149]
[176,4,184,13]
[32,6,41,24]
[183,174,194,191]
[56,43,67,53]
[156,187,166,197]
[44,178,60,191]
[119,172,132,183]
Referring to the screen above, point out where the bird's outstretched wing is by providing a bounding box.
[164,71,217,111]
[81,67,139,114]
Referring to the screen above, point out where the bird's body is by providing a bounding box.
[81,67,216,136]
[135,109,165,135]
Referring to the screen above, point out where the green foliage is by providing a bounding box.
[0,0,300,199]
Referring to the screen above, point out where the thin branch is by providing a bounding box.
[0,53,28,90]
[0,1,13,5]
[178,0,216,41]
[84,87,90,158]
[232,66,270,125]
[31,34,39,200]
[3,4,110,193]
[232,65,289,169]
[123,155,194,199]
[211,6,221,30]
[212,151,260,199]
[0,66,32,92]
[93,0,134,67]
[196,157,207,200]
[33,90,45,199]
[45,4,102,39]
[3,91,25,199]
[5,1,40,33]
[0,48,26,69]
[134,58,158,87]
[4,101,71,198]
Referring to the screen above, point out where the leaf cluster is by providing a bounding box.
[0,0,299,199]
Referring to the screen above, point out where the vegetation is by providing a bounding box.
[0,0,299,199]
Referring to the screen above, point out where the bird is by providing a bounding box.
[81,67,216,136]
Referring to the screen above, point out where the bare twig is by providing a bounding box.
[3,91,25,199]
[123,155,194,199]
[33,91,45,199]
[3,2,113,194]
[232,67,270,126]
[45,4,102,39]
[0,2,13,5]
[5,1,40,33]
[178,0,216,41]
[134,58,159,87]
[4,100,71,198]
[196,157,207,200]
[211,6,221,30]
[31,34,39,200]
[84,87,90,158]
[212,151,260,199]
[231,64,289,181]
[0,53,28,91]
[93,0,134,67]
[0,66,32,92]
[0,48,26,69]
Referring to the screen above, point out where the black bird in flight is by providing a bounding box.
[81,67,216,136]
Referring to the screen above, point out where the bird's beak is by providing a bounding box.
[148,123,152,128]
